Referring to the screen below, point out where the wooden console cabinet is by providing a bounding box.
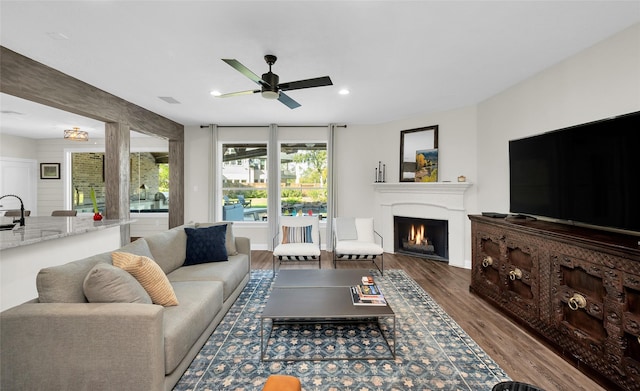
[469,215,640,391]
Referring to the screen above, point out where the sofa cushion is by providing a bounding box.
[118,237,155,259]
[144,224,194,274]
[83,263,152,304]
[36,252,112,303]
[184,225,228,265]
[168,253,249,301]
[162,281,223,375]
[281,225,313,244]
[112,252,179,306]
[195,221,238,255]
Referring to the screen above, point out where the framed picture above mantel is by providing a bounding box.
[399,125,438,182]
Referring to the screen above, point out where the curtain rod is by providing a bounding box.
[199,124,347,129]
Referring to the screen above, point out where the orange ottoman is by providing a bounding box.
[263,375,301,391]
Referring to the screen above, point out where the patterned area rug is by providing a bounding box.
[174,269,510,390]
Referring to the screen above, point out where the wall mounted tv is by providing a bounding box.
[509,110,640,234]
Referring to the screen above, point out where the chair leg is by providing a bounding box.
[370,254,384,276]
[272,255,276,277]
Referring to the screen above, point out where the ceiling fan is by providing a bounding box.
[218,55,333,109]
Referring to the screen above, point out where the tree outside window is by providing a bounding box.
[280,143,327,218]
[221,143,268,221]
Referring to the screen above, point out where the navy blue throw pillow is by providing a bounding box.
[184,225,229,265]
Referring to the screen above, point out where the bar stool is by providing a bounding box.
[4,210,30,217]
[51,210,78,216]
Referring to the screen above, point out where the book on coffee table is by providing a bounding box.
[357,284,381,297]
[362,275,375,285]
[350,286,387,306]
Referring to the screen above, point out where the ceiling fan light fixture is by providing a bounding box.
[221,55,332,109]
[64,127,89,141]
[261,90,280,100]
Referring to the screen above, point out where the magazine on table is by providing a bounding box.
[350,286,387,306]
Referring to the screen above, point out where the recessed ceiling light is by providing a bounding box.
[339,89,350,95]
[210,90,222,97]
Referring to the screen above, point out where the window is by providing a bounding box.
[130,152,169,213]
[70,151,169,214]
[280,143,327,218]
[71,152,105,213]
[221,143,268,221]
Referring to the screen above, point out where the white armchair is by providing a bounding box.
[333,217,384,274]
[273,216,321,275]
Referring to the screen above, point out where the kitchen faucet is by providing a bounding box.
[0,194,26,226]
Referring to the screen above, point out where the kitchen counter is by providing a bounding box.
[0,216,133,311]
[0,216,131,250]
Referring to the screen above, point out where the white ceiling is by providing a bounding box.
[0,93,107,139]
[1,1,639,139]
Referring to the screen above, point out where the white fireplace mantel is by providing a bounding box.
[372,182,472,195]
[372,182,473,268]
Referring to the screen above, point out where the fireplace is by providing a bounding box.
[372,182,472,268]
[394,216,448,261]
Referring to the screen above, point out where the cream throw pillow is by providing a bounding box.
[112,252,179,306]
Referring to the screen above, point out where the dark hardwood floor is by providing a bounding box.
[251,251,606,391]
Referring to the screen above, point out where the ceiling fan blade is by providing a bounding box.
[217,89,260,98]
[279,76,333,91]
[222,59,268,86]
[277,92,301,109]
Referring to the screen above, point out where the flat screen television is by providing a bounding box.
[509,110,640,234]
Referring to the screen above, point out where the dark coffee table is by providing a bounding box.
[260,269,396,361]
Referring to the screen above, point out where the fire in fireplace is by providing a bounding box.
[403,224,435,253]
[394,216,448,261]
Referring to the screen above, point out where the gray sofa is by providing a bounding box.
[0,222,250,391]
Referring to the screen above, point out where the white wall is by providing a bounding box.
[0,134,37,160]
[476,23,640,214]
[184,125,211,223]
[36,138,72,214]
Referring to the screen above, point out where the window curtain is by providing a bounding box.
[268,124,279,250]
[208,124,218,222]
[326,124,338,251]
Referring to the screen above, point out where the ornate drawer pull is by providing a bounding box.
[509,268,522,280]
[482,256,493,268]
[568,293,587,310]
